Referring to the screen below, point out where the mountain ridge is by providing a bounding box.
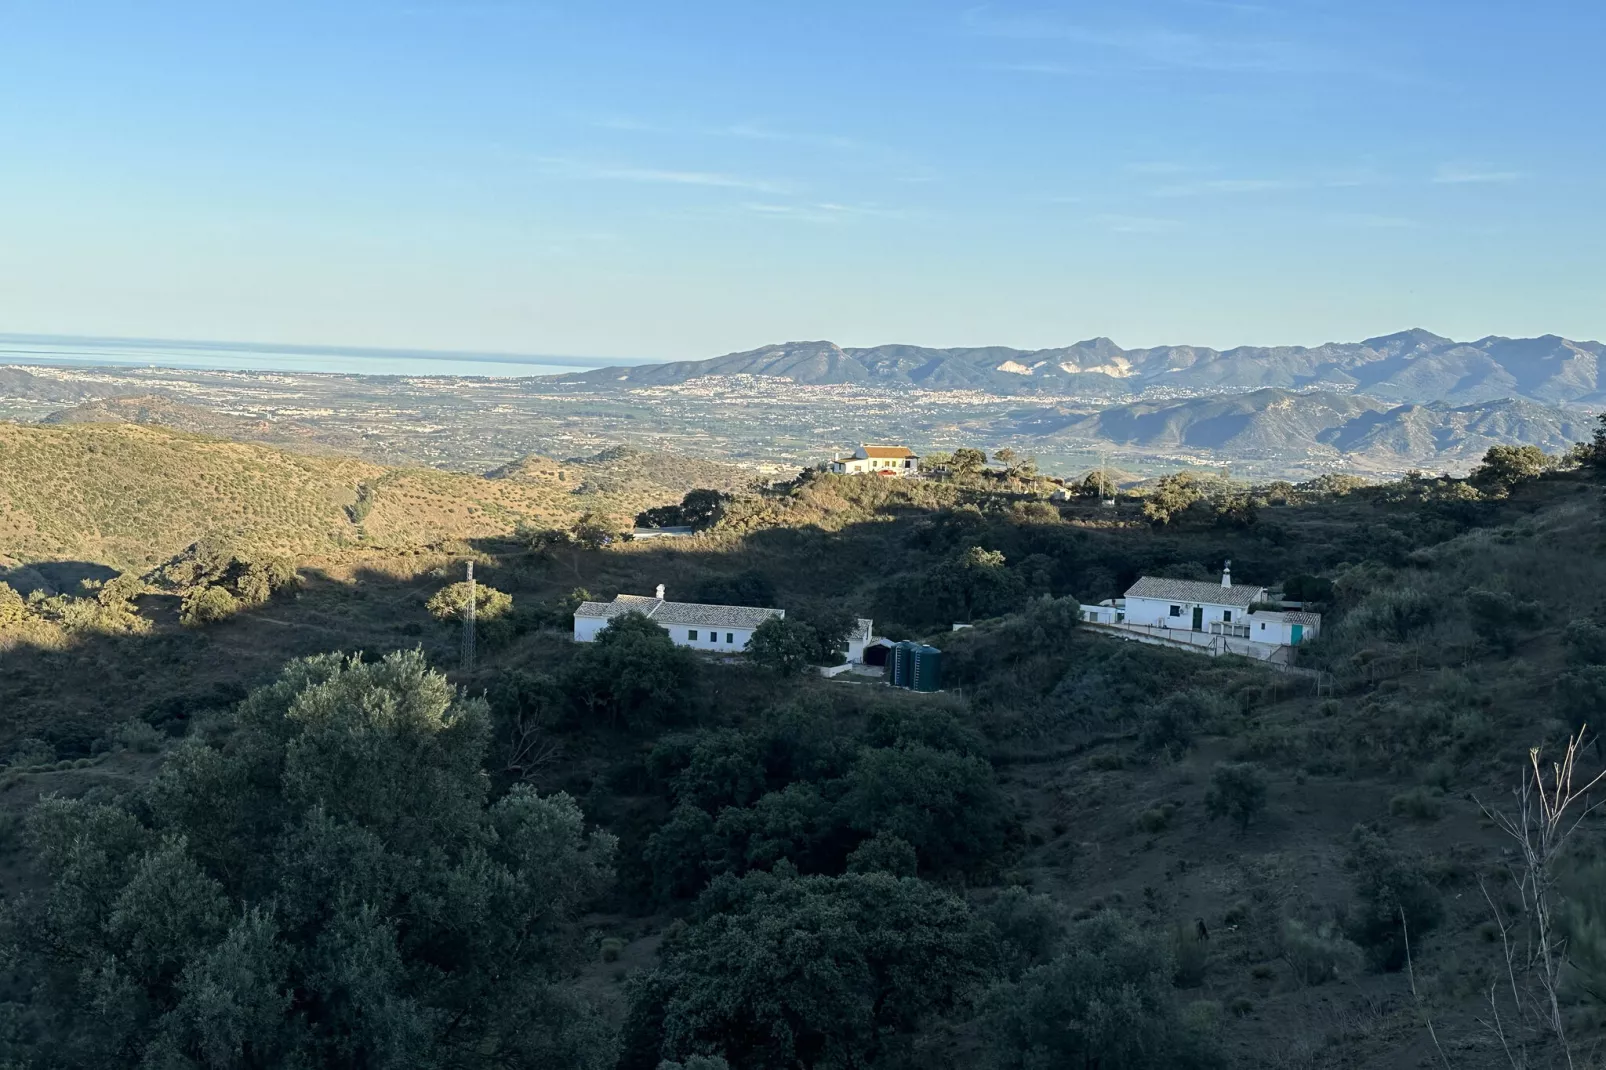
[548,331,1606,407]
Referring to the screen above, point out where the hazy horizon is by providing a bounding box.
[8,324,1606,382]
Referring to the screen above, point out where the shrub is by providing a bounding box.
[1336,587,1435,643]
[1466,588,1541,653]
[1173,923,1209,988]
[600,937,626,963]
[981,912,1224,1069]
[1136,804,1177,834]
[840,743,1013,874]
[844,832,918,878]
[0,581,26,626]
[745,616,818,675]
[8,738,54,768]
[1205,762,1268,831]
[638,872,993,1070]
[1138,693,1202,758]
[1559,854,1606,1007]
[1563,618,1606,666]
[1280,919,1364,985]
[106,719,165,754]
[1389,787,1444,821]
[644,804,717,902]
[1342,826,1443,971]
[982,887,1068,980]
[426,580,513,622]
[11,651,617,1067]
[565,612,699,729]
[179,583,241,626]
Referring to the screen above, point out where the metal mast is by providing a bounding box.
[461,560,476,672]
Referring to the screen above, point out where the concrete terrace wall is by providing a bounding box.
[1081,619,1294,665]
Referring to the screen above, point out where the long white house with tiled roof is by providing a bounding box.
[828,444,919,477]
[1122,567,1266,633]
[1078,564,1320,664]
[572,584,784,652]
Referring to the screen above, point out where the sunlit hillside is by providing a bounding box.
[0,422,737,569]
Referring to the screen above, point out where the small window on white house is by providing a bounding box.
[726,632,734,644]
[1223,610,1232,622]
[688,630,699,641]
[1169,605,1182,617]
[1259,623,1265,631]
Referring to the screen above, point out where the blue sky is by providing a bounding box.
[0,0,1601,361]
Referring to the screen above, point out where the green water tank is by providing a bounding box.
[912,644,942,693]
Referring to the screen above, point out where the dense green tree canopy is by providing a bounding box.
[634,871,994,1070]
[746,617,818,676]
[10,651,616,1070]
[566,611,699,727]
[1470,444,1555,494]
[982,912,1222,1070]
[931,546,1024,623]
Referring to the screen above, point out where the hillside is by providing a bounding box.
[549,330,1606,406]
[41,393,373,455]
[487,444,769,500]
[0,423,732,570]
[0,366,135,419]
[3,462,1604,1068]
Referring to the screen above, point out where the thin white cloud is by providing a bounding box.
[534,156,796,195]
[985,60,1083,75]
[1126,161,1207,175]
[1152,177,1297,196]
[1432,166,1523,185]
[595,116,857,151]
[1094,213,1183,234]
[740,202,908,223]
[1333,214,1420,229]
[962,7,1336,74]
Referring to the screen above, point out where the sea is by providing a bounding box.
[0,334,606,378]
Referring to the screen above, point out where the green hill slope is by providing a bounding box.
[0,422,712,569]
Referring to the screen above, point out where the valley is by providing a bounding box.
[5,325,1603,481]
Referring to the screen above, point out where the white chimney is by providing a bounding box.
[655,583,666,599]
[1221,561,1232,588]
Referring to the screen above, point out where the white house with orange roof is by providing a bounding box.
[828,444,919,477]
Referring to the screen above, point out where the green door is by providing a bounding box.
[1191,607,1203,631]
[1290,624,1304,645]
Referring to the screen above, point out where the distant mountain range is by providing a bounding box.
[1008,389,1591,472]
[550,330,1606,407]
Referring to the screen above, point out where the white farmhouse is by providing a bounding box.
[572,584,783,652]
[1078,563,1321,664]
[1122,565,1265,635]
[829,444,920,477]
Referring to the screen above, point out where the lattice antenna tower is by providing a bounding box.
[461,560,476,672]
